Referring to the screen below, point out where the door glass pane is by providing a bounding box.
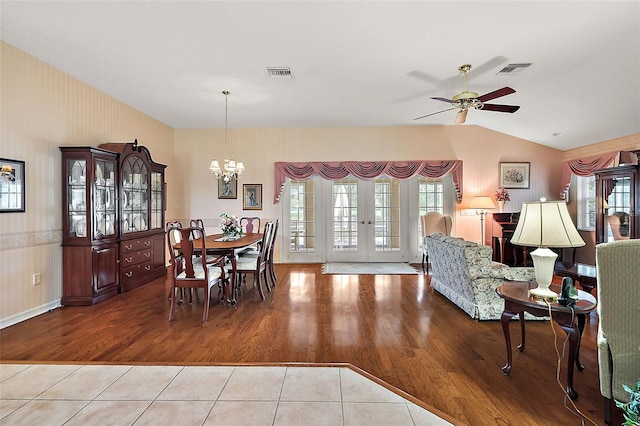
[374,177,400,252]
[333,179,358,251]
[290,180,315,252]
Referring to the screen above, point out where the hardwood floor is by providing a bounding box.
[0,264,610,425]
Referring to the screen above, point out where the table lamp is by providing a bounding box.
[510,199,585,299]
[470,196,496,245]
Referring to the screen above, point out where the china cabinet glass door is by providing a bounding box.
[94,159,117,239]
[67,159,87,238]
[122,156,149,233]
[150,172,163,230]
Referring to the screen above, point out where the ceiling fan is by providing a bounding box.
[414,64,520,125]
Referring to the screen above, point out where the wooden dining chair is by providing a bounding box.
[167,226,226,322]
[236,216,261,256]
[267,219,279,287]
[240,217,261,233]
[189,218,220,262]
[235,220,273,301]
[238,219,279,289]
[189,218,205,237]
[166,221,188,304]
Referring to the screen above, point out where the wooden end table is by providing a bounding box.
[553,261,597,295]
[496,281,597,400]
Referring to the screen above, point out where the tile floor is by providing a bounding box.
[0,364,452,425]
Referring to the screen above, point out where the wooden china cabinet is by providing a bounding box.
[60,140,166,305]
[60,146,119,305]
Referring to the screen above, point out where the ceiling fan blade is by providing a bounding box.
[407,70,442,85]
[431,97,454,104]
[454,110,468,125]
[481,103,520,113]
[468,56,508,78]
[477,87,516,102]
[414,107,457,120]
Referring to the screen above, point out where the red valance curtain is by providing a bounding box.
[560,153,617,199]
[274,160,463,204]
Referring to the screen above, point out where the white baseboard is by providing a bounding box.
[0,300,61,329]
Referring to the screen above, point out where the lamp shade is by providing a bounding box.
[470,196,496,210]
[511,200,585,248]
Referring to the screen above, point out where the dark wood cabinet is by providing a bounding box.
[61,140,166,305]
[99,141,167,293]
[60,147,119,305]
[491,212,527,266]
[594,162,639,244]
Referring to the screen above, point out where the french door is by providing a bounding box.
[325,177,405,262]
[284,175,452,263]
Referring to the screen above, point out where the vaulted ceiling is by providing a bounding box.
[2,1,639,151]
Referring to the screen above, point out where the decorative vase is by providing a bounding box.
[498,200,505,212]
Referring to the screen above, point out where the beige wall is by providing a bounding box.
[173,126,563,246]
[0,41,631,327]
[0,42,174,326]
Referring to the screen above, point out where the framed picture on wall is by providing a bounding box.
[0,158,26,213]
[499,162,530,189]
[218,177,237,199]
[243,184,262,210]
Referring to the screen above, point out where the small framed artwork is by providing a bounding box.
[218,177,237,199]
[243,184,262,210]
[499,162,530,189]
[0,158,26,213]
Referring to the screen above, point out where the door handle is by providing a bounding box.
[368,220,373,224]
[359,220,365,224]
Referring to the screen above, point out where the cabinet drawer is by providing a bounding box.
[121,248,153,266]
[122,260,153,285]
[121,238,152,253]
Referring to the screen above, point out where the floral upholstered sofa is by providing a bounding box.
[425,233,536,320]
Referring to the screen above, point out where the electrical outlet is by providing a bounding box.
[32,273,41,285]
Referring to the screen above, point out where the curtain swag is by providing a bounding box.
[560,153,617,199]
[274,160,463,204]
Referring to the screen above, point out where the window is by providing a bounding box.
[576,175,596,231]
[418,178,444,250]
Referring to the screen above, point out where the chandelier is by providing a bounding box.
[209,90,245,183]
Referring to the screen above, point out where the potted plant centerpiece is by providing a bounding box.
[219,213,242,240]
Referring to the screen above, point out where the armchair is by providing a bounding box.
[421,212,452,271]
[596,239,640,424]
[607,214,630,240]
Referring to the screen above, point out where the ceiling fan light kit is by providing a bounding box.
[414,63,520,124]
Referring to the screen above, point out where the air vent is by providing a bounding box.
[497,63,532,74]
[266,67,292,78]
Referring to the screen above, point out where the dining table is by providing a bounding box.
[176,232,263,305]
